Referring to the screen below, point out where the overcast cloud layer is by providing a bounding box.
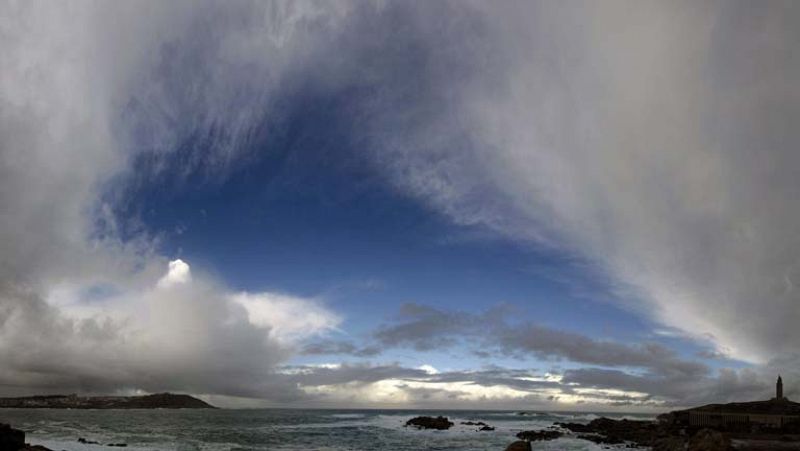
[2,0,800,407]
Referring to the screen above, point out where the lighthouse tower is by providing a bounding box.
[777,375,784,400]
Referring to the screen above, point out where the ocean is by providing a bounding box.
[0,408,655,450]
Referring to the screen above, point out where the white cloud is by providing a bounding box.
[418,364,439,375]
[157,259,192,288]
[230,292,341,342]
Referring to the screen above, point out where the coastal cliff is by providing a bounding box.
[0,393,214,409]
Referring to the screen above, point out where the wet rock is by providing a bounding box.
[688,429,731,451]
[479,425,495,431]
[555,422,595,433]
[560,417,659,447]
[0,424,25,451]
[577,433,625,445]
[461,421,488,426]
[107,444,128,447]
[0,423,52,451]
[77,438,100,445]
[516,429,563,441]
[504,440,532,451]
[404,416,454,430]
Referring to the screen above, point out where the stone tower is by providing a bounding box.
[777,375,784,400]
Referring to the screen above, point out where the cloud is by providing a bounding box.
[372,303,708,379]
[230,292,340,343]
[277,363,566,409]
[301,341,381,357]
[0,0,348,398]
[157,259,192,288]
[269,360,778,409]
[273,362,759,409]
[0,259,338,399]
[354,1,800,365]
[373,303,508,350]
[4,0,800,405]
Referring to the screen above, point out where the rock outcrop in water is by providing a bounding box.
[0,424,24,451]
[503,441,531,451]
[515,429,562,441]
[0,393,214,409]
[404,416,454,430]
[0,423,52,451]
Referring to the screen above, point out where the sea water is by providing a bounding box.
[0,408,654,450]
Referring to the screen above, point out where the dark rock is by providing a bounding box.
[461,421,488,426]
[577,433,624,445]
[77,438,100,445]
[20,446,53,451]
[0,424,25,451]
[504,441,532,451]
[479,426,495,431]
[556,417,674,448]
[107,444,128,447]
[404,416,454,430]
[516,429,563,441]
[556,422,596,433]
[688,429,731,451]
[652,436,688,451]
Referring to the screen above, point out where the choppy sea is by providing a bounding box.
[0,408,655,450]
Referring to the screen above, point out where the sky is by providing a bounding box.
[1,0,800,410]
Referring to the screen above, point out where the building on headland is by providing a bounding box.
[670,376,800,431]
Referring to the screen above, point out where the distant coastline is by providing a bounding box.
[0,393,215,409]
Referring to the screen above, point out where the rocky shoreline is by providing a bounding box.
[404,414,800,450]
[6,411,800,450]
[0,423,51,451]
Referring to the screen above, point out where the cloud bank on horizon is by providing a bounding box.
[2,0,800,408]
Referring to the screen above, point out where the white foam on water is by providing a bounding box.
[328,413,366,419]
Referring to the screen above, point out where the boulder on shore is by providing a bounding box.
[404,416,454,430]
[504,441,532,451]
[0,424,52,451]
[0,424,24,451]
